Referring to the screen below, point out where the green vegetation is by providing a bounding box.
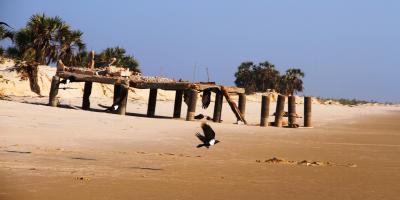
[1,13,140,95]
[316,96,379,106]
[234,61,304,95]
[94,47,140,72]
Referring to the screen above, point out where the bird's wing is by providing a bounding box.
[0,22,12,28]
[201,123,215,140]
[195,132,207,143]
[202,89,212,109]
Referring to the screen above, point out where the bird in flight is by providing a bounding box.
[196,123,220,148]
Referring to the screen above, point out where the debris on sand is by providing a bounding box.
[258,157,357,167]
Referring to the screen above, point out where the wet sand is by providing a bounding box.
[0,100,400,200]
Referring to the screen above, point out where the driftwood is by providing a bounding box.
[221,86,247,124]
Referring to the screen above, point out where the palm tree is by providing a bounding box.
[57,28,86,66]
[0,22,14,56]
[279,68,305,96]
[234,62,257,94]
[254,61,280,92]
[95,46,140,72]
[7,14,86,95]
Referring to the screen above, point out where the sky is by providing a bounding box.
[1,0,399,102]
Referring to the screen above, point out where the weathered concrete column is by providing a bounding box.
[213,90,223,123]
[274,95,286,127]
[238,93,246,116]
[118,84,129,115]
[304,96,312,127]
[147,89,158,117]
[288,95,297,126]
[82,82,93,110]
[173,90,183,118]
[260,95,271,127]
[49,76,60,107]
[113,84,122,105]
[186,89,198,121]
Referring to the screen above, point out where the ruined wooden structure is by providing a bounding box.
[49,61,246,124]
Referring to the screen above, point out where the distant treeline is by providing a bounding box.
[234,61,305,95]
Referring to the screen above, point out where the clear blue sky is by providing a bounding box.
[1,0,399,102]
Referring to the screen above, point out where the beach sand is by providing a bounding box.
[1,98,400,200]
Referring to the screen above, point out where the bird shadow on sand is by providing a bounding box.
[130,167,163,171]
[70,157,97,161]
[4,150,31,154]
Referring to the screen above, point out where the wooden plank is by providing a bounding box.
[57,71,245,93]
[221,86,247,124]
[57,71,122,85]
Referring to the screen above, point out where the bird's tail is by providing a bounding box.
[196,144,206,148]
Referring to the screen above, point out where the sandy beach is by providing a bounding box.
[1,96,400,200]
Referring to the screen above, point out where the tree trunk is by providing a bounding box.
[26,64,41,95]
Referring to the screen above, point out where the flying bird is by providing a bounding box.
[196,123,220,148]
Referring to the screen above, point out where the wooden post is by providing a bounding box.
[274,95,286,127]
[304,96,312,127]
[260,95,271,127]
[87,50,95,70]
[288,95,296,126]
[213,90,223,123]
[147,89,157,117]
[113,84,122,105]
[186,89,198,121]
[173,90,183,118]
[238,93,246,116]
[49,76,60,107]
[82,82,93,110]
[118,83,129,115]
[221,87,247,124]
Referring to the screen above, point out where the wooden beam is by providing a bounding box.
[173,90,183,118]
[49,76,60,107]
[147,89,157,117]
[185,89,198,121]
[260,95,271,127]
[57,71,122,85]
[82,82,93,110]
[213,90,223,123]
[221,86,247,124]
[304,96,312,127]
[274,95,286,127]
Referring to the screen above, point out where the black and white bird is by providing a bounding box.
[196,123,220,148]
[60,75,76,85]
